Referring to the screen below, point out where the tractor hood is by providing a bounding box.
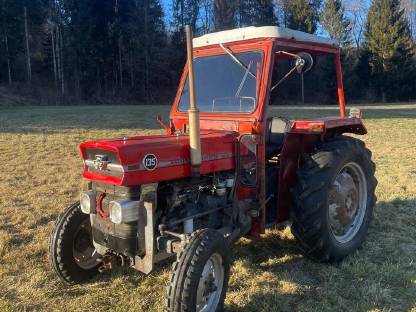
[80,130,237,186]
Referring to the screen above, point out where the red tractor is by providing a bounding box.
[49,26,377,311]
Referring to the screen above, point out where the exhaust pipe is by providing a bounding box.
[185,25,201,176]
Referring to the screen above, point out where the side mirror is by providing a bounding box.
[295,52,314,74]
[272,50,315,92]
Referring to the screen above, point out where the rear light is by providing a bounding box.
[109,200,139,224]
[349,108,363,118]
[80,191,96,214]
[309,124,325,133]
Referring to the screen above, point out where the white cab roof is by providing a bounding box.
[193,26,338,48]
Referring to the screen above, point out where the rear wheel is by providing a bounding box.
[49,203,101,285]
[291,136,377,262]
[166,229,231,312]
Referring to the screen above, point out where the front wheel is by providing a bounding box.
[166,229,231,312]
[291,136,377,262]
[49,203,101,285]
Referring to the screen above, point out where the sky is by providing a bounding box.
[159,0,372,29]
[161,0,172,23]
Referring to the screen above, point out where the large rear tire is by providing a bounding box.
[165,229,231,312]
[291,136,377,262]
[49,203,101,285]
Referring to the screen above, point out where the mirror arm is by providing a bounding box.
[275,50,302,60]
[157,115,171,133]
[271,51,310,92]
[271,63,301,91]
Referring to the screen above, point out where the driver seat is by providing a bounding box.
[265,117,291,158]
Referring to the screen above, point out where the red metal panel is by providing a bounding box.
[80,131,237,186]
[291,117,367,135]
[169,40,275,130]
[335,52,347,117]
[275,38,339,54]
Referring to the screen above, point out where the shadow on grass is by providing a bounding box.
[44,199,415,311]
[224,199,416,312]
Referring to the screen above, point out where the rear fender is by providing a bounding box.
[291,117,367,137]
[276,117,367,223]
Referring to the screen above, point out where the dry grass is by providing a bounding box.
[0,104,415,311]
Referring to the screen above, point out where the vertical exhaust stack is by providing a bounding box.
[185,25,202,176]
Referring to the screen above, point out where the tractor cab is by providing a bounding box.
[169,26,366,232]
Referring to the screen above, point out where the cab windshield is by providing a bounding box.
[178,51,264,113]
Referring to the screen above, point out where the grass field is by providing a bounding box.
[0,104,415,311]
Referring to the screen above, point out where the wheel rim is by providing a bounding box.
[328,162,368,244]
[195,253,225,312]
[72,218,100,270]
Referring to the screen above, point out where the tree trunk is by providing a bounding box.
[96,63,101,93]
[75,56,81,99]
[51,27,58,91]
[129,49,134,89]
[3,27,12,85]
[56,26,61,91]
[23,6,32,84]
[119,37,123,90]
[59,25,65,96]
[144,0,150,102]
[114,60,118,96]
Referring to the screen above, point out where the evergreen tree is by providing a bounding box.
[254,0,277,26]
[171,0,200,33]
[320,0,352,47]
[283,0,321,33]
[214,0,236,31]
[238,0,277,27]
[364,0,415,101]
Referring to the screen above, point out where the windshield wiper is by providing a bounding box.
[220,44,256,79]
[235,61,253,97]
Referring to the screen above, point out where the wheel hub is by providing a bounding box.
[73,219,100,270]
[329,172,358,232]
[328,162,368,243]
[196,253,224,312]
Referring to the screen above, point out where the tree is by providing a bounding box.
[214,0,236,30]
[320,0,352,47]
[401,0,416,39]
[364,0,415,101]
[199,0,214,33]
[344,0,368,49]
[171,0,200,33]
[237,0,277,27]
[253,0,277,26]
[0,0,12,85]
[282,0,321,33]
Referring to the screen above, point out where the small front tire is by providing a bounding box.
[49,202,101,285]
[165,229,231,312]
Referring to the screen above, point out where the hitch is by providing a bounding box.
[98,254,130,273]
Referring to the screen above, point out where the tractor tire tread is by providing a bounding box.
[291,136,377,263]
[165,229,231,312]
[48,202,99,285]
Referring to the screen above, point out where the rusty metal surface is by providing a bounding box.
[328,162,368,244]
[134,183,158,274]
[329,172,359,235]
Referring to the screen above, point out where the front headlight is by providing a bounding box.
[109,200,139,224]
[80,191,96,214]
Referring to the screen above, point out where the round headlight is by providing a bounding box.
[80,191,96,214]
[109,201,122,224]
